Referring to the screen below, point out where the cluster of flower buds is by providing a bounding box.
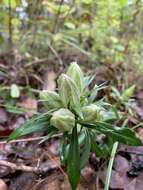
[40,62,102,132]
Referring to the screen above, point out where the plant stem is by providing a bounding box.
[104,142,118,190]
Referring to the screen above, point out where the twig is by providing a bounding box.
[0,160,39,172]
[24,58,50,68]
[0,160,58,174]
[0,134,62,145]
[132,122,143,129]
[104,142,118,190]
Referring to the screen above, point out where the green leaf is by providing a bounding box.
[67,127,80,190]
[82,121,142,146]
[120,0,127,7]
[91,137,105,157]
[8,113,51,141]
[90,132,109,158]
[10,84,20,98]
[89,82,107,103]
[59,133,69,165]
[2,0,17,8]
[80,131,91,169]
[5,104,25,114]
[0,35,4,44]
[64,22,75,29]
[120,85,135,102]
[91,141,106,157]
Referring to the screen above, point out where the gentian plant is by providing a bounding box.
[9,62,142,190]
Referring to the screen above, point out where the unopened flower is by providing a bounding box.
[66,62,84,94]
[40,90,62,110]
[50,108,75,131]
[82,104,101,122]
[58,74,80,109]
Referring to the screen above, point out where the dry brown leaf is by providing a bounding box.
[136,128,143,141]
[110,170,131,189]
[124,179,136,190]
[99,169,131,189]
[0,179,8,190]
[17,97,37,117]
[136,91,143,100]
[0,109,8,124]
[114,155,130,173]
[135,172,143,190]
[133,104,143,119]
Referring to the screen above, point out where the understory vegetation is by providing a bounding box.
[0,0,143,190]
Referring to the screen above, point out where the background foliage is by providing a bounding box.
[0,0,143,72]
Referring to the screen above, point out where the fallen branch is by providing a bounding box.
[0,160,58,174]
[0,160,39,172]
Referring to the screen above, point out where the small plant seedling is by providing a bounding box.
[8,62,142,190]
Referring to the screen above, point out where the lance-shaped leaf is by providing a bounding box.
[8,114,51,141]
[81,121,142,146]
[120,85,135,102]
[80,131,91,169]
[67,127,80,190]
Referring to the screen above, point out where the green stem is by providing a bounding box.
[104,142,118,190]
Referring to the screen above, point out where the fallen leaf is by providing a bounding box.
[114,155,130,173]
[0,128,13,137]
[0,179,8,190]
[136,128,143,141]
[0,166,10,178]
[124,179,136,190]
[109,170,131,189]
[133,104,143,119]
[17,97,37,117]
[0,109,8,124]
[136,91,143,100]
[135,172,143,190]
[99,169,132,189]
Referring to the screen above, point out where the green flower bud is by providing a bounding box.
[82,104,101,122]
[58,74,80,109]
[40,90,63,110]
[50,108,75,131]
[66,62,84,94]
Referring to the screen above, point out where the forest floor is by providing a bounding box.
[0,53,143,190]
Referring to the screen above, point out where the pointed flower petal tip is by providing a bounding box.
[82,104,101,122]
[50,108,75,131]
[67,62,84,94]
[58,74,80,109]
[40,90,63,110]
